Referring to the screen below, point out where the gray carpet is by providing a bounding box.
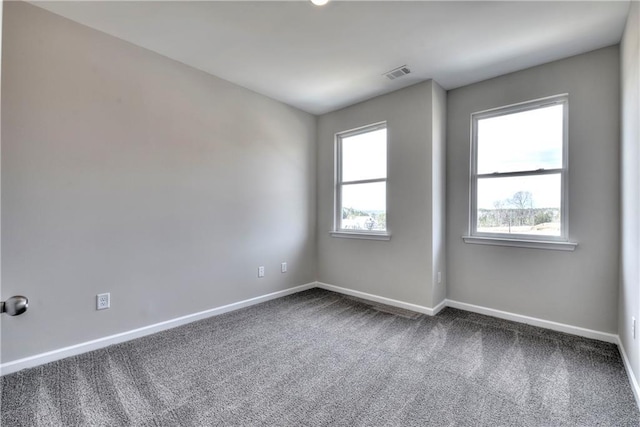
[1,288,639,426]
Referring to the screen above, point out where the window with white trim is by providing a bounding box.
[467,95,573,248]
[333,122,388,239]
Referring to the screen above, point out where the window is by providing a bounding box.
[465,95,576,251]
[332,122,389,240]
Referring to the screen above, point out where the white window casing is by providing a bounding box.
[464,94,577,251]
[332,121,390,240]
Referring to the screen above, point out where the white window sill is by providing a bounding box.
[330,231,391,241]
[462,236,577,251]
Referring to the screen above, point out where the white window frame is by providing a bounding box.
[463,94,577,251]
[331,121,390,241]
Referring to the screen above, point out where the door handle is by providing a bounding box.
[1,296,29,316]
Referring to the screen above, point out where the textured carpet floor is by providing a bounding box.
[1,288,639,426]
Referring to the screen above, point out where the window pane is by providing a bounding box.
[477,174,561,236]
[341,182,386,231]
[342,128,387,182]
[477,104,563,174]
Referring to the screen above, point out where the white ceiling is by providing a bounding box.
[31,1,631,115]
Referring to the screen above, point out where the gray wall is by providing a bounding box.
[317,81,445,308]
[620,1,640,387]
[0,0,3,361]
[431,82,447,306]
[1,2,316,362]
[447,46,620,333]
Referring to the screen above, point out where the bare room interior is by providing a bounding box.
[1,0,639,425]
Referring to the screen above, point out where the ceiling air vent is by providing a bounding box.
[384,65,411,80]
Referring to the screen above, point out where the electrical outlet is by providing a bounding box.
[281,262,287,273]
[97,293,110,310]
[437,272,442,284]
[258,266,265,278]
[633,317,636,339]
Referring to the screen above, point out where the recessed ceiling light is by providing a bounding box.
[310,0,330,6]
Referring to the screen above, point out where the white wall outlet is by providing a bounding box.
[97,293,110,310]
[281,262,287,273]
[258,266,265,278]
[437,272,442,284]
[633,317,636,339]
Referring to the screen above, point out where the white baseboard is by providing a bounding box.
[617,337,640,409]
[311,284,617,344]
[432,298,447,315]
[315,282,443,316]
[0,282,316,376]
[445,299,618,344]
